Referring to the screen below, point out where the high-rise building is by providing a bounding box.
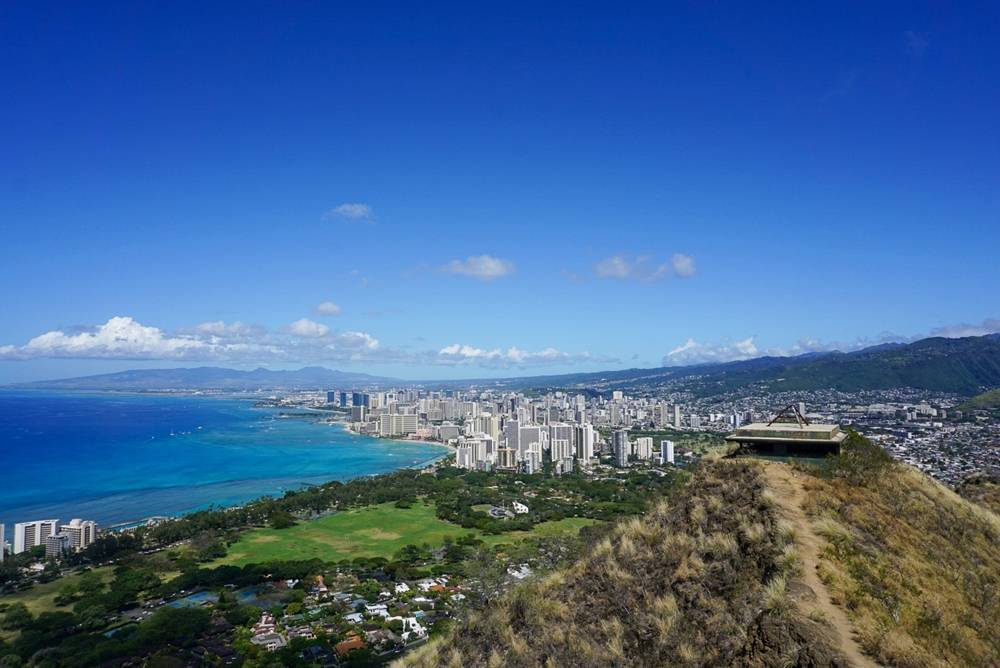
[350,405,367,422]
[634,436,653,460]
[551,438,572,462]
[612,429,630,467]
[378,413,418,437]
[13,519,58,554]
[574,423,595,461]
[548,423,575,453]
[46,533,71,559]
[338,391,348,407]
[674,405,681,426]
[326,391,336,404]
[660,440,675,465]
[0,523,5,563]
[455,443,475,469]
[59,519,97,552]
[690,414,701,429]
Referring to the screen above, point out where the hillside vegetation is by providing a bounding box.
[499,334,1000,396]
[802,454,1000,666]
[956,473,1000,515]
[958,387,1000,411]
[400,461,846,667]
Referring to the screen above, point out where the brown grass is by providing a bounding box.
[398,461,844,667]
[803,463,1000,667]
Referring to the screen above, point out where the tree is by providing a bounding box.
[269,511,297,530]
[0,604,32,631]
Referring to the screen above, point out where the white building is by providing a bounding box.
[660,440,675,465]
[0,523,4,562]
[455,443,475,469]
[60,519,98,552]
[379,413,418,437]
[634,437,653,460]
[13,519,58,554]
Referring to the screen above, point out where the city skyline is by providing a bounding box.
[3,3,1000,382]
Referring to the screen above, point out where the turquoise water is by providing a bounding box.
[0,391,447,528]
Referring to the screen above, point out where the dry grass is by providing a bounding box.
[803,462,1000,667]
[398,461,844,667]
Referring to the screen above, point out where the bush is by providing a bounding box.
[827,429,893,485]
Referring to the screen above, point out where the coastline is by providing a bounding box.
[0,392,453,529]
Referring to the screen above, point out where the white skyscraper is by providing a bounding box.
[13,519,58,554]
[0,523,5,563]
[674,405,681,426]
[634,436,653,460]
[456,444,475,469]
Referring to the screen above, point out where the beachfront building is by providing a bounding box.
[378,413,418,437]
[59,518,98,552]
[45,532,71,559]
[13,519,58,554]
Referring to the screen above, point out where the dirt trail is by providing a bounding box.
[762,463,881,668]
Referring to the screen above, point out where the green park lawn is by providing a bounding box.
[214,501,599,566]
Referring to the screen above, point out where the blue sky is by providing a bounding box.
[1,2,998,382]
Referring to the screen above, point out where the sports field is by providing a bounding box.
[214,501,598,566]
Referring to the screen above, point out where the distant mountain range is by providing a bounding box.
[7,334,1000,395]
[7,366,397,391]
[475,333,1000,396]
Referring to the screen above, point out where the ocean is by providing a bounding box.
[0,391,447,528]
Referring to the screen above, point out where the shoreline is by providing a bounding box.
[0,394,454,531]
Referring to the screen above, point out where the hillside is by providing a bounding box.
[958,388,1000,411]
[956,473,1000,515]
[401,461,848,667]
[487,334,1000,396]
[797,458,1000,666]
[400,441,1000,668]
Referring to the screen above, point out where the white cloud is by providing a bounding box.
[322,202,374,222]
[670,253,696,278]
[331,331,379,351]
[438,343,586,367]
[928,318,1000,339]
[0,316,386,364]
[193,320,261,338]
[594,253,694,282]
[287,318,330,338]
[659,318,1000,367]
[314,301,342,316]
[10,317,207,360]
[441,255,515,281]
[664,337,759,365]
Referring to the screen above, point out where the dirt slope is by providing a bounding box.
[763,463,880,668]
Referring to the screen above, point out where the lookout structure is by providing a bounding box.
[725,404,847,457]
